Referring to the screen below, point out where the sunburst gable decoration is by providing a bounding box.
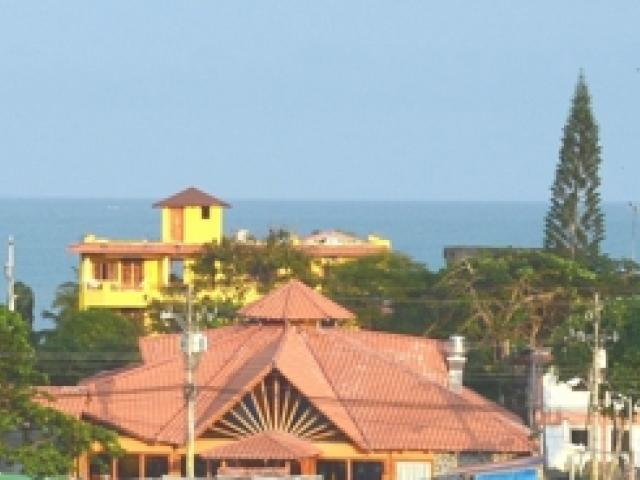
[206,371,344,442]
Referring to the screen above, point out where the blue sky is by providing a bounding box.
[0,1,638,201]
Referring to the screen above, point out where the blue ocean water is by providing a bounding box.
[0,199,634,330]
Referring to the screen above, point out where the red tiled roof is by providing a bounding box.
[37,386,90,418]
[41,280,531,453]
[152,187,230,208]
[43,324,532,453]
[200,431,320,460]
[238,279,355,322]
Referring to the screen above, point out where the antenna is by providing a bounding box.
[4,236,15,312]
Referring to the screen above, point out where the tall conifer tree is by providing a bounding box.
[544,72,604,259]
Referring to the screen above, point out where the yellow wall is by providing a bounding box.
[160,206,224,244]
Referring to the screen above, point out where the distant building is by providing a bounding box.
[42,281,534,480]
[70,187,391,319]
[541,371,640,474]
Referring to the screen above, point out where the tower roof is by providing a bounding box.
[152,187,230,208]
[238,279,355,322]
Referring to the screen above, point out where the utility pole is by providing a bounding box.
[184,283,196,480]
[4,236,15,312]
[630,396,636,480]
[180,284,207,480]
[592,292,603,480]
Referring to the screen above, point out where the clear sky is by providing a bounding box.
[0,1,638,201]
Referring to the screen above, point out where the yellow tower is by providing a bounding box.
[153,187,230,244]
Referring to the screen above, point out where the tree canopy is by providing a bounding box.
[544,72,604,260]
[38,309,143,385]
[322,252,434,334]
[0,306,121,476]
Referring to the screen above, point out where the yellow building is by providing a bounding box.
[70,187,391,319]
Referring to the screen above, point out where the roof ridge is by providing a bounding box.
[155,326,276,442]
[297,329,370,449]
[281,282,294,320]
[298,282,330,317]
[191,328,287,440]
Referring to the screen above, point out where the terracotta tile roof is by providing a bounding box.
[43,325,532,453]
[152,187,230,208]
[200,431,320,460]
[37,386,90,418]
[238,280,355,322]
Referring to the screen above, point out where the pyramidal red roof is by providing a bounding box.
[238,280,355,322]
[39,324,533,453]
[152,187,230,208]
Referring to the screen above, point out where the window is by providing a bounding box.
[145,455,168,478]
[611,430,630,452]
[93,260,117,281]
[121,259,144,289]
[571,429,589,446]
[317,460,347,480]
[352,461,383,480]
[117,454,139,480]
[180,456,214,477]
[201,206,210,219]
[170,258,184,284]
[395,462,431,480]
[89,454,113,480]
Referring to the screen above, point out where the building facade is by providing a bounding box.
[541,372,640,474]
[43,281,534,480]
[70,187,391,318]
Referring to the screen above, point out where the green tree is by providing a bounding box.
[438,250,595,358]
[14,281,34,332]
[322,252,433,334]
[0,306,120,475]
[42,280,79,325]
[38,309,142,385]
[544,72,605,260]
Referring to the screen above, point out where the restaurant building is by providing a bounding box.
[44,280,534,480]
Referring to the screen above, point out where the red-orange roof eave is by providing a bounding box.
[68,242,205,256]
[200,431,321,460]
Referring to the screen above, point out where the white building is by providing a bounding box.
[541,372,640,474]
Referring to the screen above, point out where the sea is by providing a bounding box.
[0,199,635,330]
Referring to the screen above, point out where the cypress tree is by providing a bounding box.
[544,72,604,260]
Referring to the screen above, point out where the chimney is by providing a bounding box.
[447,335,467,391]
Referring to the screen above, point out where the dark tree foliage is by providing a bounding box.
[544,72,605,260]
[0,307,121,476]
[14,281,34,332]
[322,252,433,334]
[38,309,142,385]
[42,280,79,325]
